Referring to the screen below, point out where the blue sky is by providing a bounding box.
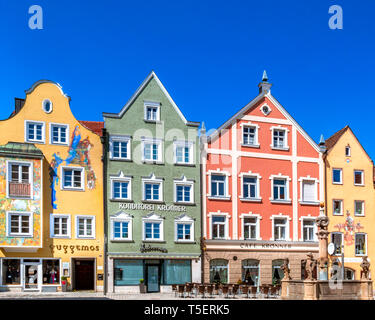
[0,1,374,157]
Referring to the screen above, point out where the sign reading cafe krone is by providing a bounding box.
[119,203,186,212]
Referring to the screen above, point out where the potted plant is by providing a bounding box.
[139,279,147,293]
[61,276,68,292]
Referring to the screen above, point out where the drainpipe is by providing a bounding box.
[101,128,108,295]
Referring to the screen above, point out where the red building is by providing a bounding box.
[201,72,324,287]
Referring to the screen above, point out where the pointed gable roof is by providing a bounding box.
[325,125,349,151]
[103,71,199,127]
[79,120,104,136]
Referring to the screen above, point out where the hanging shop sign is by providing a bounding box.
[119,203,186,212]
[140,243,168,253]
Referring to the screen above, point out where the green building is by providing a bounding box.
[103,72,201,293]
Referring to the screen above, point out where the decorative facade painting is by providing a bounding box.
[50,125,97,209]
[334,211,364,246]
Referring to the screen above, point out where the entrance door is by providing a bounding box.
[147,265,160,293]
[24,263,40,291]
[74,260,95,290]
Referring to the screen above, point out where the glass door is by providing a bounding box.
[147,265,160,293]
[24,263,40,291]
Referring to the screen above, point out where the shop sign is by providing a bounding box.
[119,202,186,213]
[62,262,70,277]
[140,243,168,253]
[239,242,292,249]
[49,244,100,254]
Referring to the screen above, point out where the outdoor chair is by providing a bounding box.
[206,285,214,298]
[261,285,269,298]
[172,284,177,297]
[198,285,206,298]
[270,286,278,298]
[241,285,249,298]
[214,283,221,295]
[250,286,258,298]
[232,284,239,298]
[178,284,185,298]
[222,285,229,298]
[185,284,193,298]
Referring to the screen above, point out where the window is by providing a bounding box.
[332,169,342,184]
[176,223,192,241]
[211,174,227,197]
[272,260,285,286]
[243,126,257,146]
[242,260,259,287]
[109,136,131,160]
[243,177,257,199]
[176,184,192,203]
[273,129,286,149]
[345,146,351,157]
[163,260,192,285]
[144,102,160,121]
[42,260,60,284]
[110,212,133,241]
[50,214,71,238]
[7,161,32,198]
[273,179,287,200]
[7,212,32,237]
[2,259,21,285]
[301,180,317,202]
[354,170,364,185]
[355,233,367,256]
[212,216,226,239]
[333,200,343,215]
[174,141,193,165]
[142,139,162,162]
[62,167,84,190]
[354,200,365,216]
[112,180,130,200]
[243,217,257,240]
[210,259,228,284]
[25,121,45,143]
[42,99,53,113]
[50,124,68,145]
[143,214,163,241]
[344,268,355,280]
[302,220,315,241]
[144,183,160,201]
[76,216,95,238]
[274,218,287,240]
[331,233,343,255]
[114,260,144,286]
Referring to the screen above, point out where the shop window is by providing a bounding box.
[209,259,228,284]
[162,260,191,285]
[2,259,20,285]
[43,260,60,284]
[114,259,144,286]
[242,259,259,287]
[272,259,285,285]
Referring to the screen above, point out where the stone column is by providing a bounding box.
[316,203,329,281]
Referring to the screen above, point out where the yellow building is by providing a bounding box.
[323,126,374,282]
[0,80,104,292]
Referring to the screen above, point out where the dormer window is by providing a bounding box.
[345,146,351,157]
[144,101,160,122]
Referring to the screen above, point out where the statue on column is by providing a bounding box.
[360,256,371,280]
[316,213,330,269]
[281,258,291,280]
[305,252,317,281]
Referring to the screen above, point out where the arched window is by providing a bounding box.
[272,259,285,285]
[209,259,228,284]
[242,259,259,287]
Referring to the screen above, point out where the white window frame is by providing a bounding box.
[207,170,231,200]
[354,200,365,216]
[299,177,319,204]
[6,211,33,237]
[144,101,160,122]
[240,213,261,240]
[142,173,163,202]
[141,137,163,163]
[299,217,317,242]
[269,174,291,203]
[6,160,33,199]
[49,123,69,146]
[60,166,85,191]
[110,173,132,201]
[174,214,194,243]
[208,211,230,240]
[25,120,46,144]
[241,123,260,148]
[270,214,291,241]
[332,168,343,185]
[142,213,164,241]
[42,99,53,114]
[110,211,133,241]
[331,232,343,255]
[354,170,364,186]
[345,146,351,157]
[173,140,194,165]
[239,171,262,202]
[50,214,71,238]
[173,176,194,204]
[355,233,367,256]
[270,126,289,150]
[332,199,343,216]
[109,135,131,160]
[75,215,96,239]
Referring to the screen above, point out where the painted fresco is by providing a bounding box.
[0,157,42,247]
[334,211,364,246]
[50,125,97,209]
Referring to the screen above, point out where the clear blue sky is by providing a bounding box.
[0,1,374,157]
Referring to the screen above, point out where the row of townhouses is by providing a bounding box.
[0,71,372,293]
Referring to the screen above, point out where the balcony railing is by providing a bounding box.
[8,182,31,198]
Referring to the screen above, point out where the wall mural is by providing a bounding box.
[334,211,364,246]
[0,157,41,246]
[50,125,97,209]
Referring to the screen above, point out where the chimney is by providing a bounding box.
[258,70,272,94]
[14,98,25,114]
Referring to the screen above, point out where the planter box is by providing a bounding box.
[139,283,147,293]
